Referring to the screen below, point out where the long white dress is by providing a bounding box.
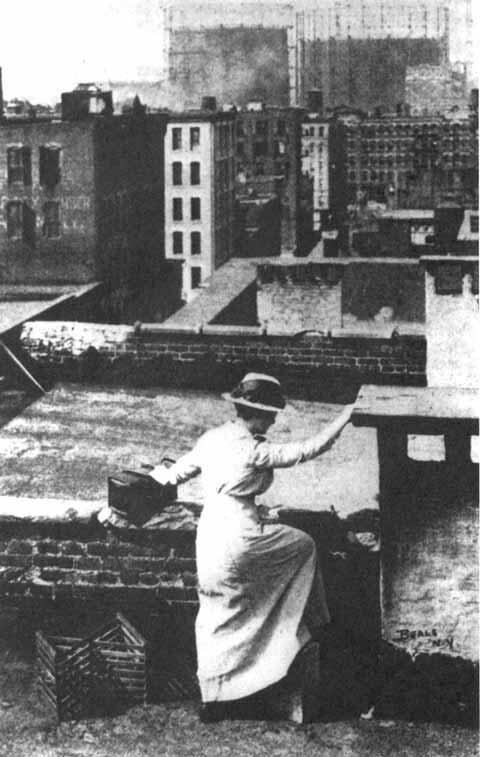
[151,416,346,703]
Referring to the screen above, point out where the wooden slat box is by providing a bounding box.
[36,612,147,721]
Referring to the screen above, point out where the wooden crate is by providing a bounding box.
[36,613,147,721]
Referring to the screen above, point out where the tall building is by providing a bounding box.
[164,100,236,302]
[235,104,305,254]
[343,108,477,209]
[301,91,347,238]
[0,84,172,320]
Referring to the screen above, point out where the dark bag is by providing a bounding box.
[108,459,177,527]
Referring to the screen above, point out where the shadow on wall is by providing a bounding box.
[342,264,425,323]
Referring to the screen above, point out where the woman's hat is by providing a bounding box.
[222,372,286,413]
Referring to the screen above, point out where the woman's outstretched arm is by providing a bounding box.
[253,403,355,469]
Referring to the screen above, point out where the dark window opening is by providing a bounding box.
[190,162,200,185]
[42,201,60,238]
[191,231,201,255]
[255,120,267,136]
[254,140,268,157]
[7,146,31,186]
[39,146,61,188]
[191,197,201,220]
[470,214,478,233]
[172,162,182,185]
[191,266,202,289]
[237,141,245,156]
[173,198,183,221]
[173,231,183,255]
[190,127,200,149]
[172,128,182,150]
[6,201,23,239]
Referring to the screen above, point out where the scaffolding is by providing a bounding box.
[160,1,465,109]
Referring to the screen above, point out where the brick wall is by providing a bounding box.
[20,321,426,399]
[1,504,477,722]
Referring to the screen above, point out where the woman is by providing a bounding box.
[149,373,355,722]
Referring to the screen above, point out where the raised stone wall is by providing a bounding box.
[18,321,426,400]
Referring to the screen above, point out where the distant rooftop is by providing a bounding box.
[0,283,100,335]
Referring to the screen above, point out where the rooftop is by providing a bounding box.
[0,284,100,335]
[0,383,378,520]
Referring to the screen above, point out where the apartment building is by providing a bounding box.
[343,106,478,209]
[235,103,305,254]
[0,84,170,318]
[301,96,347,238]
[164,100,236,301]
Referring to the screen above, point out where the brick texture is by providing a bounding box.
[20,321,426,397]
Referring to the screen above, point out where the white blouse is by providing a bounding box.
[150,410,350,501]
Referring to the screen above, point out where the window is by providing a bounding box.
[191,266,202,289]
[255,120,267,136]
[190,127,200,149]
[39,146,60,188]
[237,121,244,137]
[190,161,200,185]
[172,162,182,185]
[173,198,183,221]
[7,146,31,185]
[6,201,23,239]
[172,128,182,150]
[237,141,245,156]
[173,231,183,255]
[191,231,201,255]
[42,201,60,238]
[5,200,35,245]
[191,197,201,220]
[277,120,285,135]
[254,141,268,157]
[470,214,479,234]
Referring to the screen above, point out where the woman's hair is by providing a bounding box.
[235,404,276,422]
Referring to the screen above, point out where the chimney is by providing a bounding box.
[0,67,3,120]
[307,89,323,115]
[201,96,217,112]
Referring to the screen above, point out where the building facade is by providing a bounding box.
[164,105,236,302]
[301,108,347,241]
[344,108,478,210]
[0,87,171,319]
[235,104,305,254]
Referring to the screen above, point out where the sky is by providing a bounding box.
[1,0,477,104]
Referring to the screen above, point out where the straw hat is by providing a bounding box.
[222,372,286,413]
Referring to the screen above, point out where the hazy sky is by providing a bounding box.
[1,0,477,104]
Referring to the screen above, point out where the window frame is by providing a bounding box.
[172,197,183,221]
[191,230,201,255]
[172,230,183,255]
[172,161,183,186]
[190,197,201,221]
[42,200,61,238]
[190,161,200,185]
[172,128,182,150]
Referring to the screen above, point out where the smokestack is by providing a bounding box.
[0,67,3,120]
[201,96,217,112]
[307,89,323,115]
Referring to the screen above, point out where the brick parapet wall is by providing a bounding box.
[0,515,198,606]
[20,321,426,397]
